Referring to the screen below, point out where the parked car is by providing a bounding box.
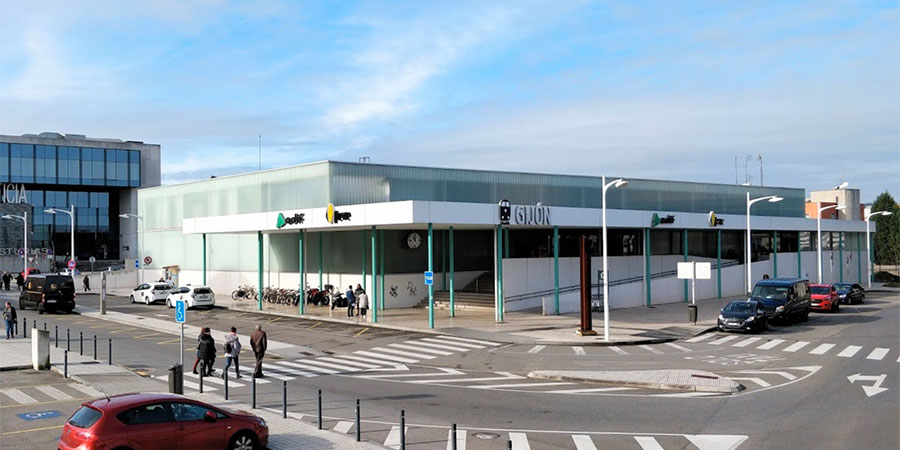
[749,278,811,324]
[717,299,768,333]
[21,267,41,279]
[810,284,840,312]
[18,274,76,314]
[834,283,865,304]
[58,392,268,450]
[59,268,82,277]
[166,285,216,309]
[130,283,174,305]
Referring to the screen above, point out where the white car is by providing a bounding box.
[166,285,216,309]
[130,282,173,305]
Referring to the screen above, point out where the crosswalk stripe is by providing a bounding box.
[572,346,586,355]
[67,384,103,397]
[271,361,330,376]
[2,388,38,404]
[355,350,417,364]
[293,359,365,372]
[372,346,436,360]
[183,378,218,392]
[390,343,453,356]
[446,428,467,450]
[608,346,628,355]
[635,436,665,450]
[406,340,468,352]
[809,343,835,355]
[734,370,796,381]
[383,426,406,449]
[727,377,771,387]
[685,334,714,343]
[572,434,598,450]
[732,337,761,348]
[336,354,401,366]
[783,341,810,352]
[710,335,738,346]
[509,432,531,450]
[528,345,546,354]
[837,345,862,358]
[185,372,246,387]
[471,382,573,389]
[639,345,663,354]
[441,336,501,346]
[333,421,353,434]
[317,356,382,369]
[34,385,74,400]
[415,375,523,384]
[421,337,484,349]
[757,339,785,350]
[867,348,889,360]
[664,343,691,352]
[544,387,635,394]
[252,367,296,381]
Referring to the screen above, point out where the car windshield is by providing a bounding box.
[751,285,788,299]
[834,284,852,292]
[810,286,831,295]
[724,302,755,312]
[68,406,102,428]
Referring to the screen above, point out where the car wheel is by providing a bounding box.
[228,431,257,450]
[144,296,150,305]
[130,295,135,304]
[801,309,810,322]
[38,304,44,315]
[166,299,172,308]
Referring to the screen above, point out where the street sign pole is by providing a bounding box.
[180,322,184,367]
[175,300,186,367]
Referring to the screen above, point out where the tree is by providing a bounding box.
[871,191,900,269]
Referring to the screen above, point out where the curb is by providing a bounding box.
[0,364,32,372]
[528,371,744,394]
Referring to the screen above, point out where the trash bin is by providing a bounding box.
[688,304,698,324]
[168,364,183,394]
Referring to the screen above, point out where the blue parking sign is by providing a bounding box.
[424,271,434,285]
[18,410,61,421]
[175,300,186,323]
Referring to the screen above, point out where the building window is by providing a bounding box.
[116,150,128,187]
[58,147,81,185]
[129,150,140,187]
[799,231,816,251]
[0,143,8,181]
[10,144,35,183]
[650,230,683,255]
[720,230,744,262]
[777,231,799,253]
[35,145,57,184]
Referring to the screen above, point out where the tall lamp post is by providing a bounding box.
[816,203,846,284]
[746,193,783,295]
[865,210,892,289]
[2,212,28,275]
[45,205,75,269]
[119,213,145,284]
[601,176,628,342]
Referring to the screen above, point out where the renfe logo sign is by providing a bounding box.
[1,183,28,204]
[325,204,351,224]
[498,200,551,226]
[276,212,305,229]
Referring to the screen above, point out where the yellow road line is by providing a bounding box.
[0,397,92,410]
[354,327,369,337]
[89,323,119,329]
[231,312,248,319]
[134,332,162,339]
[156,338,181,345]
[307,322,323,329]
[1,424,64,435]
[108,328,136,334]
[265,317,282,324]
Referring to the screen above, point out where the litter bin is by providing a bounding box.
[168,364,183,394]
[688,304,698,324]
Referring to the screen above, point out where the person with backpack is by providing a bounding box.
[222,327,242,379]
[357,291,368,321]
[345,285,356,318]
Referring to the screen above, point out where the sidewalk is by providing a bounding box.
[0,338,387,449]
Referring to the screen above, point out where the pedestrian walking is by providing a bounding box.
[355,284,365,315]
[3,301,17,339]
[15,273,24,291]
[357,291,368,321]
[345,285,356,318]
[191,328,206,374]
[222,327,242,379]
[2,272,11,291]
[250,324,267,378]
[83,275,91,292]
[197,328,216,376]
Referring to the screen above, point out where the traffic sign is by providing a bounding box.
[89,256,96,263]
[135,260,139,268]
[424,271,434,286]
[175,300,186,323]
[144,256,152,265]
[67,260,76,270]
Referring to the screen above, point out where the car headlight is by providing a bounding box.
[839,294,846,298]
[257,417,267,427]
[775,306,784,312]
[718,314,725,321]
[745,316,755,321]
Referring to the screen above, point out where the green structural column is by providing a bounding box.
[318,232,323,290]
[645,229,652,306]
[716,229,722,299]
[797,233,802,278]
[371,226,377,323]
[362,230,366,292]
[504,227,509,258]
[683,230,688,303]
[257,231,263,311]
[202,233,207,286]
[299,230,305,315]
[839,232,844,283]
[379,230,385,311]
[428,223,434,329]
[857,233,862,283]
[442,230,447,291]
[449,226,455,317]
[773,231,778,278]
[553,226,560,315]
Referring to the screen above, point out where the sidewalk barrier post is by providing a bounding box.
[508,440,513,450]
[224,371,229,400]
[21,317,25,338]
[199,362,204,394]
[33,319,36,330]
[93,335,97,360]
[282,381,287,419]
[355,399,360,442]
[251,376,256,409]
[317,389,322,429]
[400,410,406,450]
[66,328,70,351]
[55,325,58,347]
[43,321,46,331]
[452,424,457,450]
[79,331,83,356]
[108,338,112,365]
[64,350,68,378]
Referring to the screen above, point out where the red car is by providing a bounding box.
[58,393,268,450]
[810,284,840,312]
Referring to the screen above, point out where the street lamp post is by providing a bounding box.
[746,193,784,295]
[601,176,627,342]
[119,213,145,284]
[45,205,75,269]
[2,212,28,275]
[865,211,892,289]
[816,202,847,284]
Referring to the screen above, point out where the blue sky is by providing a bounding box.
[1,0,897,202]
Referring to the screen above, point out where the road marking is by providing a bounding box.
[383,426,406,449]
[727,377,771,387]
[317,356,381,370]
[264,317,282,324]
[441,336,501,346]
[710,335,738,346]
[809,343,835,355]
[573,346,586,355]
[837,345,862,358]
[634,436,665,450]
[184,372,246,387]
[134,332,162,339]
[271,361,331,375]
[414,375,523,384]
[34,385,73,400]
[867,348,889,361]
[355,350,417,363]
[572,434,597,450]
[372,346,436,360]
[1,388,37,404]
[782,341,810,352]
[1,424,63,436]
[732,337,761,348]
[847,373,888,397]
[306,322,323,329]
[0,397,93,409]
[390,343,453,356]
[366,368,463,379]
[639,345,663,354]
[471,382,573,389]
[354,327,369,337]
[67,384,103,397]
[337,354,401,366]
[608,346,628,355]
[156,338,181,345]
[664,343,691,352]
[421,337,484,349]
[509,432,531,450]
[685,435,749,450]
[295,358,366,372]
[685,334,714,343]
[447,428,467,450]
[757,339,785,350]
[653,392,722,398]
[528,345,546,354]
[734,370,796,381]
[333,421,353,434]
[543,387,635,394]
[407,340,468,352]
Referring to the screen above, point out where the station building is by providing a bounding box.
[137,161,872,323]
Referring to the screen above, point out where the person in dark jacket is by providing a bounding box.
[197,328,216,376]
[3,301,17,339]
[250,324,267,378]
[2,272,11,291]
[15,273,24,291]
[345,285,356,318]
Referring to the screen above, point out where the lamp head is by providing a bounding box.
[885,212,894,217]
[835,205,848,211]
[768,196,783,203]
[614,179,628,188]
[44,209,56,215]
[834,181,849,190]
[1,215,11,219]
[118,214,129,219]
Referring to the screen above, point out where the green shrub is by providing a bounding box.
[873,271,900,283]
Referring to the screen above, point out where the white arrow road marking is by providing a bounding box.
[509,432,531,450]
[360,364,410,373]
[446,428,467,450]
[634,436,665,450]
[573,346,586,355]
[572,434,598,450]
[528,345,546,354]
[757,339,785,350]
[837,345,862,357]
[847,373,888,397]
[685,434,750,450]
[809,343,835,355]
[866,348,889,360]
[732,370,797,381]
[726,377,771,387]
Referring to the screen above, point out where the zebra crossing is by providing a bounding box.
[0,383,103,405]
[685,333,895,362]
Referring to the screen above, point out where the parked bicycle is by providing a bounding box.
[231,285,257,301]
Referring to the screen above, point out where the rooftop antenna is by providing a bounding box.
[359,156,371,163]
[744,154,754,185]
[757,154,763,186]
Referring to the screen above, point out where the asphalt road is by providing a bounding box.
[2,290,897,450]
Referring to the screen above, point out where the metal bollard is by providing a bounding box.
[452,424,457,450]
[508,440,513,450]
[282,381,287,419]
[251,376,256,409]
[79,331,83,356]
[43,321,46,331]
[317,390,322,430]
[67,328,70,351]
[64,350,68,378]
[199,362,204,394]
[93,335,97,360]
[55,325,58,347]
[224,370,229,400]
[108,339,112,365]
[21,317,25,338]
[400,410,406,450]
[355,399,361,442]
[33,320,36,330]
